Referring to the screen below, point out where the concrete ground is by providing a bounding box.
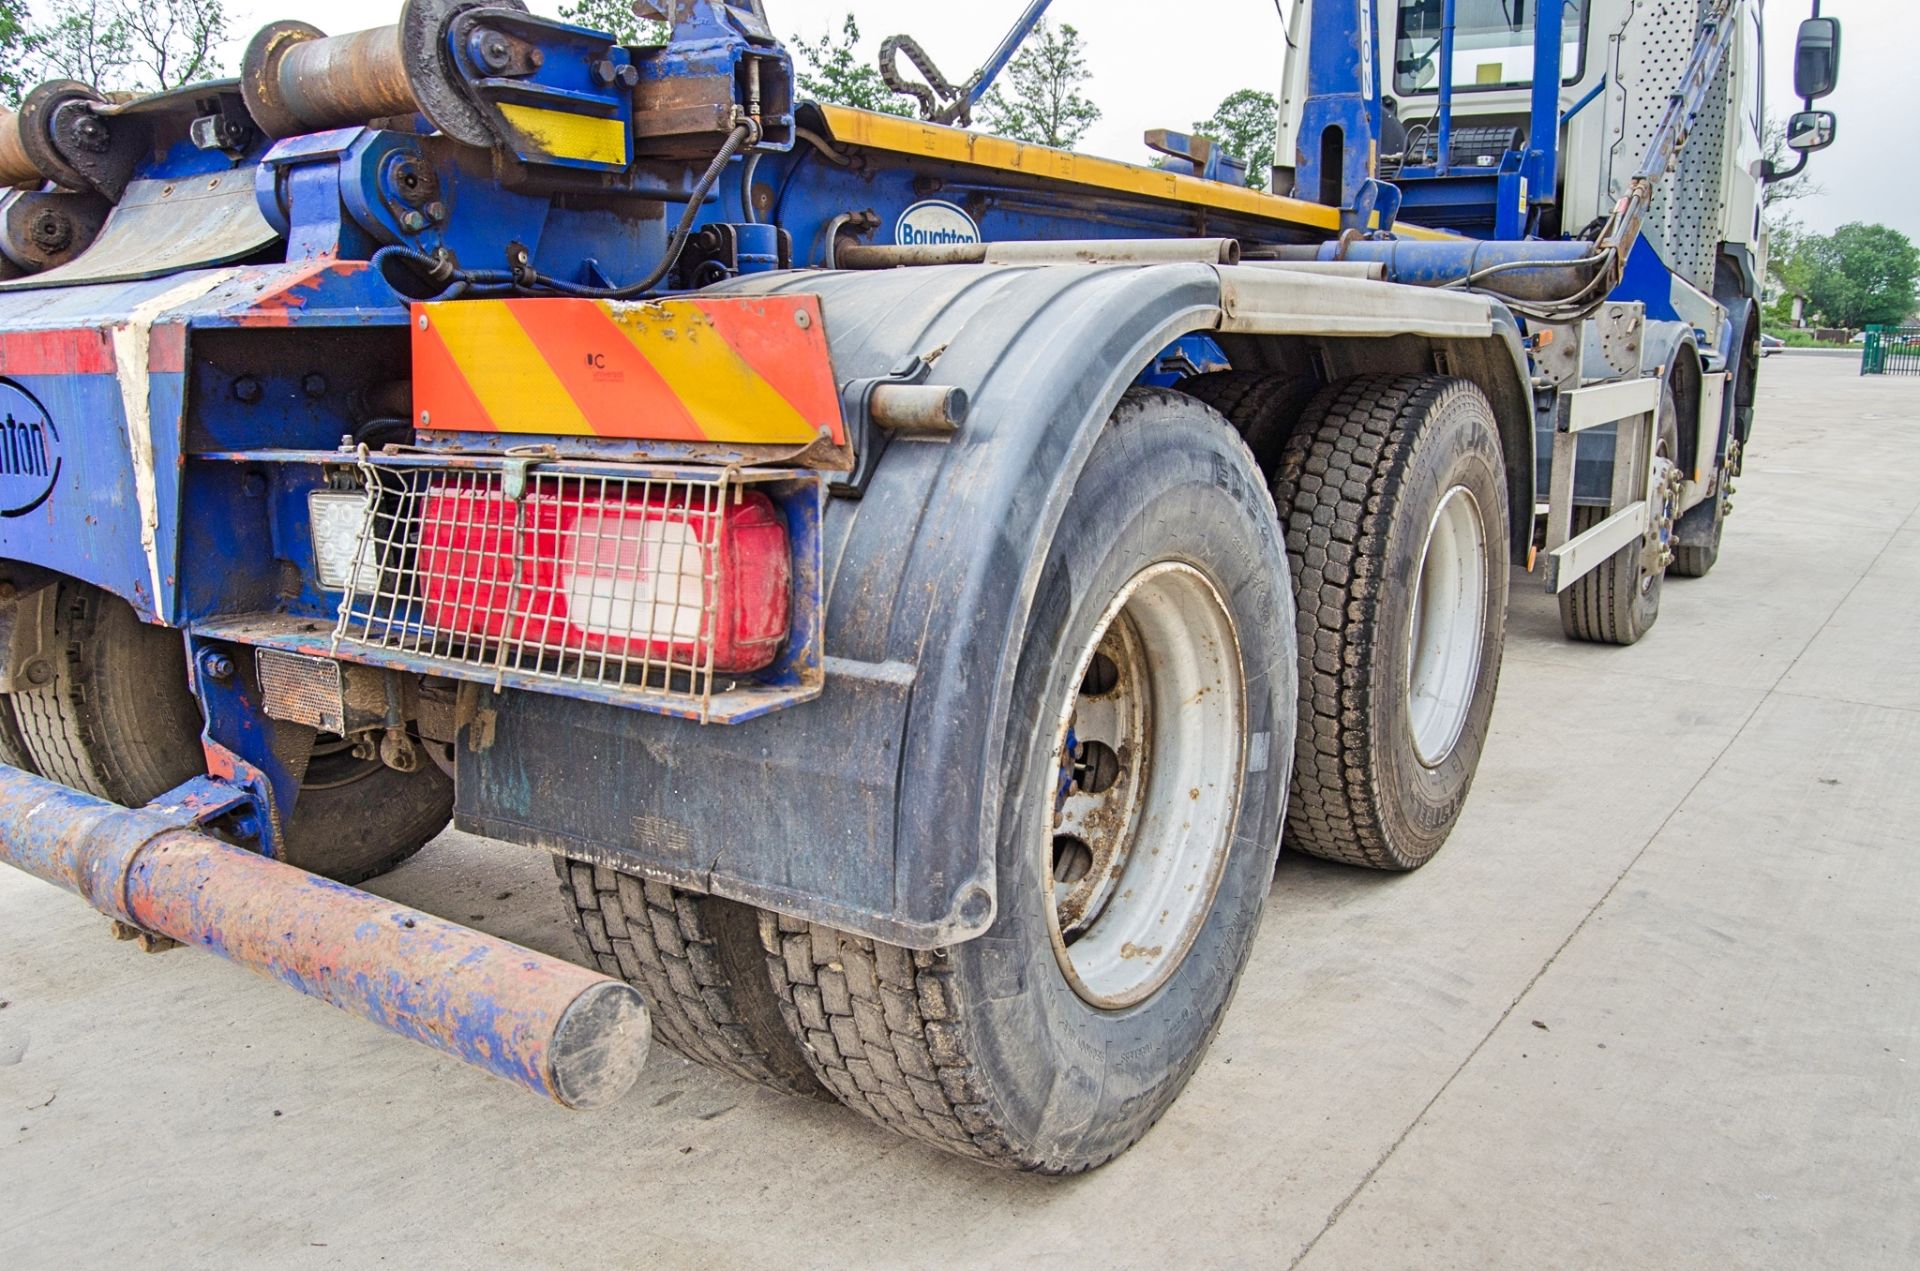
[2,355,1915,1268]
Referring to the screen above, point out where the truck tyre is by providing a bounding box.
[8,579,450,884]
[1270,374,1509,871]
[0,696,38,775]
[1176,369,1320,469]
[1670,480,1726,578]
[552,859,825,1098]
[1559,384,1681,644]
[761,389,1295,1172]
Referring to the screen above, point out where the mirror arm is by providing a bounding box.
[1764,152,1810,184]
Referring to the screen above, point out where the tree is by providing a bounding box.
[556,0,665,45]
[791,14,912,116]
[1192,89,1279,191]
[1796,223,1920,329]
[0,0,34,105]
[981,20,1099,149]
[31,0,228,93]
[1760,116,1822,212]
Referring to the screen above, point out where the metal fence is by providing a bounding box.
[1861,326,1920,376]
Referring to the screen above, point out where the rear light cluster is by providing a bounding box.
[413,478,791,676]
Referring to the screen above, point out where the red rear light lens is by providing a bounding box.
[418,481,790,674]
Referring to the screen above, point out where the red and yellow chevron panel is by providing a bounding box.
[413,296,845,446]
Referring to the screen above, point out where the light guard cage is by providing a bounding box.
[328,452,825,725]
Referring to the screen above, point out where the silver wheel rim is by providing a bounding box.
[1406,485,1487,768]
[1044,562,1246,1010]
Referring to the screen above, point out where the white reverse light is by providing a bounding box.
[308,489,382,594]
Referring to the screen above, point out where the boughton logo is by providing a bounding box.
[895,199,981,248]
[0,378,61,517]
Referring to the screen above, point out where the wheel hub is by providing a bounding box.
[1406,485,1487,768]
[1045,563,1246,1010]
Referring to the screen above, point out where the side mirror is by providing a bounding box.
[1785,110,1837,154]
[1794,17,1842,101]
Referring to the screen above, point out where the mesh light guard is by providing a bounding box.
[330,455,822,724]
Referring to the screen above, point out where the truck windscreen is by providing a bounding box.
[1394,0,1589,95]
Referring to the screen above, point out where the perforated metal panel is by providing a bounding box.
[1602,0,1730,290]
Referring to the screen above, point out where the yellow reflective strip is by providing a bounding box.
[815,104,1455,242]
[605,303,821,445]
[427,301,596,436]
[497,104,628,166]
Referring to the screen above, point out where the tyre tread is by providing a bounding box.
[553,858,825,1098]
[1274,373,1493,870]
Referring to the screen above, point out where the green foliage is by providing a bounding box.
[791,14,911,116]
[982,20,1100,149]
[556,0,665,46]
[1192,89,1279,191]
[27,0,229,94]
[0,0,34,105]
[1759,115,1821,212]
[1792,223,1920,330]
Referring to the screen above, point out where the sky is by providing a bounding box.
[184,0,1904,240]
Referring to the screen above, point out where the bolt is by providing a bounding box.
[28,209,71,252]
[231,375,263,404]
[0,581,15,601]
[71,115,109,153]
[301,373,328,398]
[616,64,638,88]
[419,410,431,426]
[475,28,514,72]
[529,49,545,69]
[794,309,812,329]
[424,200,446,223]
[23,658,50,686]
[418,314,430,330]
[398,209,427,232]
[202,652,235,681]
[591,59,618,86]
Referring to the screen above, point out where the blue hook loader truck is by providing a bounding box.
[0,0,1840,1171]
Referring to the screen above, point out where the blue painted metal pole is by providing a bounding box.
[964,0,1057,111]
[1436,0,1457,174]
[0,765,650,1109]
[1524,0,1566,217]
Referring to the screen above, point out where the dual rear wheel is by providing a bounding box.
[561,375,1510,1169]
[0,579,452,884]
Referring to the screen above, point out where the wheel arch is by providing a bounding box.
[1214,321,1537,564]
[458,262,1532,949]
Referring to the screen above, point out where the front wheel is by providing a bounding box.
[763,388,1296,1172]
[1560,383,1682,644]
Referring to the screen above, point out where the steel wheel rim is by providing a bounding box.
[1044,562,1246,1010]
[1406,485,1487,768]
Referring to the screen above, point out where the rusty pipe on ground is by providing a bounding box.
[0,764,649,1109]
[0,109,45,188]
[836,237,1242,269]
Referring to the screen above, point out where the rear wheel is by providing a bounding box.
[7,579,450,884]
[1559,384,1682,644]
[1269,374,1510,871]
[762,389,1295,1172]
[552,859,825,1098]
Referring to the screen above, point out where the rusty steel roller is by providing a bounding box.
[241,0,527,144]
[0,109,40,188]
